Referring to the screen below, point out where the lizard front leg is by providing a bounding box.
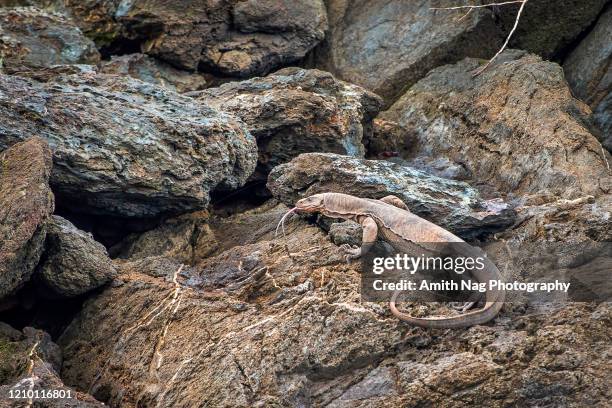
[341,216,378,262]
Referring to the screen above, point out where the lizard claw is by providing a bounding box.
[449,301,475,313]
[340,244,361,263]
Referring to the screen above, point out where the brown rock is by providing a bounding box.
[62,0,327,77]
[314,0,504,105]
[57,199,612,407]
[59,221,406,407]
[197,68,382,178]
[380,50,611,200]
[0,137,54,300]
[110,211,216,264]
[0,7,99,73]
[564,6,612,150]
[99,53,212,93]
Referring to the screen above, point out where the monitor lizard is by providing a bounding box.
[293,192,505,328]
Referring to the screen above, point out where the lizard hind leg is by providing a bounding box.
[379,195,410,211]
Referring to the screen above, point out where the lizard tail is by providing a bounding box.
[389,293,504,329]
[389,258,506,329]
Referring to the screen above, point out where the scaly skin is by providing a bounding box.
[295,192,505,328]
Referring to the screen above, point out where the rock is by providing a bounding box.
[57,199,611,407]
[380,50,612,200]
[197,68,382,178]
[36,215,117,298]
[0,324,104,407]
[58,221,406,408]
[564,6,612,150]
[99,53,213,93]
[0,7,99,73]
[367,118,414,160]
[111,201,300,265]
[314,0,504,105]
[328,221,362,247]
[62,0,327,77]
[0,71,257,218]
[267,153,516,240]
[497,0,609,59]
[0,137,54,300]
[110,211,215,264]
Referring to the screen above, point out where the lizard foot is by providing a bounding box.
[449,301,475,313]
[340,244,361,263]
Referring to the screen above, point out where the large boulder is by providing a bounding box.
[0,7,99,72]
[197,68,383,178]
[564,6,612,151]
[497,0,609,59]
[380,50,611,200]
[0,71,257,218]
[57,202,611,407]
[36,216,117,298]
[62,0,327,77]
[58,222,407,408]
[267,153,516,239]
[0,137,54,300]
[314,0,504,105]
[0,323,104,407]
[99,53,212,93]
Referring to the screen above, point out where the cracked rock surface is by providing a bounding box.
[0,137,54,301]
[57,203,611,407]
[380,50,611,200]
[0,323,103,407]
[61,0,327,77]
[37,216,117,298]
[0,6,99,73]
[197,68,383,179]
[0,70,257,218]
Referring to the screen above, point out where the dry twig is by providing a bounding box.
[432,0,529,76]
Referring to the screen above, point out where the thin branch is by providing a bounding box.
[472,0,528,76]
[432,1,529,76]
[430,1,525,11]
[457,8,473,21]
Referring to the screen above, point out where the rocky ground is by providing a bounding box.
[0,1,610,407]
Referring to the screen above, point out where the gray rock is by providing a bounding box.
[315,0,504,105]
[267,153,516,239]
[564,6,612,151]
[0,71,257,217]
[328,221,362,247]
[61,0,327,77]
[37,215,117,297]
[380,50,611,200]
[99,53,212,93]
[0,6,99,72]
[497,0,609,59]
[0,137,54,300]
[197,68,382,178]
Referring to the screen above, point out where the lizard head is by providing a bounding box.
[295,194,326,214]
